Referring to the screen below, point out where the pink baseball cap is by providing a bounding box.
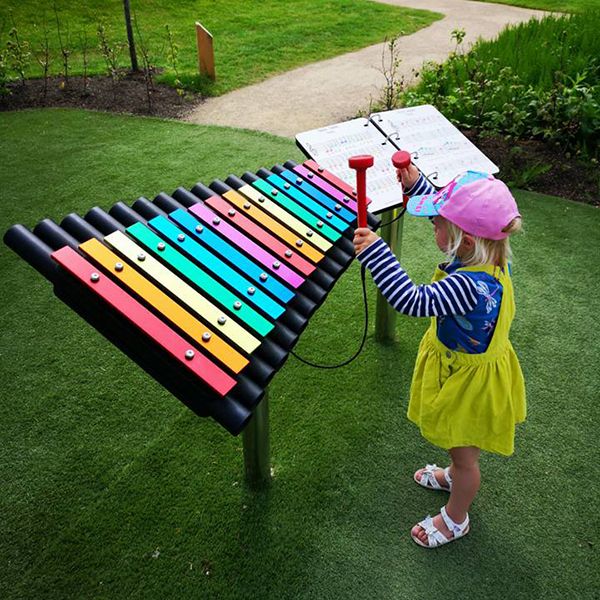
[406,171,520,240]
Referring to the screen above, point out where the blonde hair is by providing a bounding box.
[445,218,523,267]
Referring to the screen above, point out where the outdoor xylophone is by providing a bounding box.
[4,160,381,438]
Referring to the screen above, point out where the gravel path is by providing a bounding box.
[185,0,547,137]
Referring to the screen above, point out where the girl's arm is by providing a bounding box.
[354,170,472,318]
[355,238,478,317]
[403,172,435,197]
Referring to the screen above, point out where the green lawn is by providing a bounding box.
[0,0,441,95]
[1,109,598,599]
[472,0,600,11]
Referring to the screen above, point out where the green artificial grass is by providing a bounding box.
[0,0,441,95]
[471,0,600,11]
[1,109,599,599]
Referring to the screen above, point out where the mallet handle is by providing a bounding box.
[348,155,374,228]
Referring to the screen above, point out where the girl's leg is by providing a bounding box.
[446,446,480,523]
[412,446,480,545]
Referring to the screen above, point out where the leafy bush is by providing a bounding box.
[401,10,600,158]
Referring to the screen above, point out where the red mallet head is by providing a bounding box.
[348,154,374,228]
[348,155,375,171]
[391,150,411,170]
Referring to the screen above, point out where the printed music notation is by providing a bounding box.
[296,105,498,213]
[295,118,404,214]
[371,105,498,185]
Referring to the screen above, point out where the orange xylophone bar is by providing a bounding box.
[4,160,381,435]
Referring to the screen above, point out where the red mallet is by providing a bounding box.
[391,150,411,170]
[348,154,374,228]
[391,150,412,206]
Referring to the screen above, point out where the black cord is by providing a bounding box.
[380,206,406,227]
[291,263,368,369]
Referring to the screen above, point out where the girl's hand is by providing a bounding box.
[396,162,420,190]
[353,227,379,255]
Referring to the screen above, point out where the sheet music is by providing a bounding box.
[295,118,404,214]
[370,105,498,186]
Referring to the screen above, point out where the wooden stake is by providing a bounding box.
[195,21,216,80]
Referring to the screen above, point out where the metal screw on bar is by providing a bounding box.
[258,196,265,203]
[271,189,278,196]
[284,183,290,189]
[202,332,212,342]
[228,209,236,217]
[196,224,204,233]
[296,177,303,184]
[317,167,324,173]
[306,231,313,237]
[352,189,357,196]
[213,217,221,225]
[114,262,124,272]
[296,239,304,247]
[247,286,256,295]
[335,204,341,211]
[259,273,268,282]
[157,242,166,251]
[273,261,280,269]
[177,234,185,242]
[233,301,242,310]
[218,315,227,325]
[185,349,195,360]
[307,172,314,179]
[137,252,146,261]
[243,203,251,209]
[343,196,350,203]
[316,221,324,228]
[285,250,293,258]
[326,212,333,219]
[90,272,100,283]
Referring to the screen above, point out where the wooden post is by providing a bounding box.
[122,0,138,72]
[195,21,216,80]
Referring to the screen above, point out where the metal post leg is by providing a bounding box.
[242,391,271,488]
[375,209,404,343]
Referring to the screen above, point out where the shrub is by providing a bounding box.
[401,10,600,158]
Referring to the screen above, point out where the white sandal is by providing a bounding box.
[413,464,452,492]
[411,506,470,548]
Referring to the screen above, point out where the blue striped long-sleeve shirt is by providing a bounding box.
[356,239,479,317]
[355,173,478,318]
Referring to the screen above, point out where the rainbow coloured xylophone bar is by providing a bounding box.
[4,160,380,435]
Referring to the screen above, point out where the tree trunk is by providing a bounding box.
[123,0,139,72]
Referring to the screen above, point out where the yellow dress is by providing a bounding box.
[407,264,526,456]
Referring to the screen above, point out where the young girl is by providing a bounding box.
[353,165,526,548]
